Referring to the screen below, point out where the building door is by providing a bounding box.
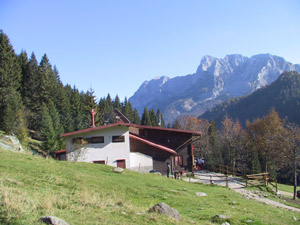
[117,159,126,169]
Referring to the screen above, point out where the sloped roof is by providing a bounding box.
[129,133,176,155]
[61,123,201,138]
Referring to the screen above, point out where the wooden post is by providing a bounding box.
[264,175,267,186]
[246,176,248,187]
[233,168,236,177]
[226,175,228,188]
[226,166,229,175]
[210,175,212,184]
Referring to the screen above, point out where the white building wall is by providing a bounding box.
[66,126,130,168]
[129,152,153,173]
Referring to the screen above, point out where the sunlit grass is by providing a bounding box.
[0,148,299,225]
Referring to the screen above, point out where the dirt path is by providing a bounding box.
[184,170,300,213]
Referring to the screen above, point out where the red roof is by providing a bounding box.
[61,123,201,137]
[56,149,66,154]
[129,134,176,155]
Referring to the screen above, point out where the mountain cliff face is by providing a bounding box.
[201,71,300,127]
[129,54,300,123]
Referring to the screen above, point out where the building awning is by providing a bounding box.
[129,133,176,155]
[56,149,66,154]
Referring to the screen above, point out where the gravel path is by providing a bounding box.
[184,170,300,213]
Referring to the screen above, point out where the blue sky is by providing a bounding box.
[1,0,299,101]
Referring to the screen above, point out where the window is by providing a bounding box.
[93,160,105,164]
[174,155,183,166]
[91,136,104,143]
[72,137,84,144]
[112,135,125,143]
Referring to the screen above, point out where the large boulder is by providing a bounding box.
[38,216,69,225]
[148,202,180,220]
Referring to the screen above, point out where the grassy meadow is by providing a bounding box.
[0,148,299,225]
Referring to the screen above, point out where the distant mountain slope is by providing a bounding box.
[201,71,300,126]
[129,54,300,123]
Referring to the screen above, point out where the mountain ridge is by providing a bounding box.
[200,70,300,127]
[129,54,300,123]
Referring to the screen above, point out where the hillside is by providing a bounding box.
[201,71,300,127]
[129,54,300,124]
[1,149,299,225]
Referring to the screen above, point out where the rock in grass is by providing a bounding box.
[113,167,124,173]
[211,214,229,223]
[196,192,207,197]
[148,202,180,220]
[38,216,69,225]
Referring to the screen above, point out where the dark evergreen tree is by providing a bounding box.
[141,106,151,126]
[113,95,121,110]
[149,109,158,126]
[132,108,141,125]
[39,104,57,154]
[0,31,25,137]
[71,87,84,131]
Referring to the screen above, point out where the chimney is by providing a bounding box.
[91,108,96,127]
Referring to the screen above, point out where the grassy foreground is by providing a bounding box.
[0,149,299,225]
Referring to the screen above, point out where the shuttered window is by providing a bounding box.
[175,155,183,166]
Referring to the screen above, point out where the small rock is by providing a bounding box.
[113,167,124,173]
[196,192,207,197]
[154,172,162,175]
[293,217,297,221]
[211,214,229,223]
[190,220,195,224]
[136,212,142,215]
[221,222,230,225]
[121,211,127,215]
[264,202,269,205]
[246,219,253,223]
[264,194,268,197]
[38,216,69,225]
[148,202,180,220]
[164,196,168,199]
[276,192,281,198]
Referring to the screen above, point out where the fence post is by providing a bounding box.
[246,176,248,187]
[210,175,212,184]
[234,168,236,177]
[226,166,229,175]
[226,175,228,188]
[264,175,267,186]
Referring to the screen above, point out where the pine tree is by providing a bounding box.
[71,87,84,131]
[149,108,158,127]
[113,95,121,110]
[39,104,57,154]
[0,31,24,134]
[132,108,141,125]
[141,106,151,126]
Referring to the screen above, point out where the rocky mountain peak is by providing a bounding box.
[129,54,300,124]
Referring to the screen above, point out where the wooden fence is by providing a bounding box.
[188,173,229,187]
[202,163,277,191]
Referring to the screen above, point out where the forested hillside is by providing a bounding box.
[201,71,300,127]
[0,31,163,154]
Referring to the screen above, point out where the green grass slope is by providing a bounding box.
[0,149,299,225]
